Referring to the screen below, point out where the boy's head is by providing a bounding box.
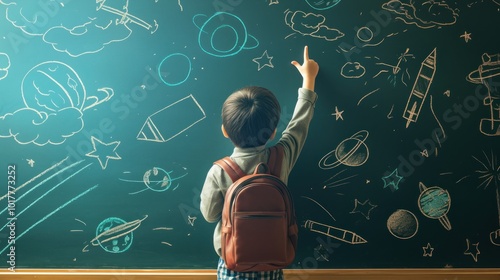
[221,86,281,148]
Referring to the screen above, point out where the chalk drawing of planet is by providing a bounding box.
[305,0,342,10]
[158,53,192,86]
[418,182,452,231]
[318,130,370,169]
[21,61,113,114]
[91,215,147,253]
[387,209,419,239]
[22,61,86,113]
[193,12,259,57]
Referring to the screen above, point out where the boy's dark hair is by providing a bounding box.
[222,86,281,148]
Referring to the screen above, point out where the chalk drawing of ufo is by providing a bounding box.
[418,182,452,231]
[318,130,370,170]
[193,12,259,58]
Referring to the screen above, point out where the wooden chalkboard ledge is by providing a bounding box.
[1,269,500,279]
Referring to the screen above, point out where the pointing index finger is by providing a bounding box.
[303,45,309,61]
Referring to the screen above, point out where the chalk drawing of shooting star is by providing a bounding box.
[0,157,98,255]
[403,48,437,128]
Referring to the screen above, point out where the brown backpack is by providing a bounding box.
[214,145,298,272]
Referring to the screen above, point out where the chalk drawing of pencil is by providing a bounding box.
[137,94,206,142]
[403,48,437,128]
[304,219,367,245]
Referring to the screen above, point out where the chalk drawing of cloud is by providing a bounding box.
[0,53,10,80]
[284,10,344,41]
[3,0,90,36]
[0,107,83,146]
[311,25,345,41]
[341,62,366,78]
[382,0,458,29]
[43,18,132,57]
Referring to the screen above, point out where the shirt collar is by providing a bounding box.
[232,145,267,157]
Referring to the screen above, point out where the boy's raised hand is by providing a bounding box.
[291,46,319,91]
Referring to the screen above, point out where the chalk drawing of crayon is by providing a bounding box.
[304,219,367,245]
[403,48,437,128]
[137,94,206,142]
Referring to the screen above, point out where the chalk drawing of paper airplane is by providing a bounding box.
[137,94,206,142]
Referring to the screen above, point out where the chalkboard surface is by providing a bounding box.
[1,0,499,270]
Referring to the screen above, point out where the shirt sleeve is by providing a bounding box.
[277,87,318,172]
[200,165,224,223]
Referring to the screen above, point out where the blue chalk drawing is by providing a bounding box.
[158,53,192,86]
[91,216,143,254]
[0,181,98,254]
[382,168,403,191]
[193,12,259,57]
[418,182,452,231]
[305,0,342,10]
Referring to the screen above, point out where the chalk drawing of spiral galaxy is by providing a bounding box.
[318,130,370,170]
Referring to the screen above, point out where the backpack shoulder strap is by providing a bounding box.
[214,157,246,183]
[268,145,284,177]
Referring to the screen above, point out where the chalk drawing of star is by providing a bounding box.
[464,239,480,262]
[332,106,344,121]
[85,136,121,170]
[26,159,35,167]
[382,168,403,190]
[422,242,434,257]
[460,31,472,43]
[269,0,279,5]
[420,149,429,158]
[188,215,197,226]
[253,50,274,71]
[350,199,377,220]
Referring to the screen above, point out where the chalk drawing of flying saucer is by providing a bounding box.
[318,130,369,170]
[90,215,148,253]
[418,182,452,231]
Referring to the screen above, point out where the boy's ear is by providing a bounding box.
[221,125,229,138]
[269,128,277,140]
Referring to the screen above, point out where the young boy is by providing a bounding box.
[200,46,319,280]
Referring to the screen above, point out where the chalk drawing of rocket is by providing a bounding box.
[403,48,437,128]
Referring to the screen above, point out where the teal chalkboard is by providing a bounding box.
[1,0,499,269]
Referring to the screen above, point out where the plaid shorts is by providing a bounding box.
[217,258,284,280]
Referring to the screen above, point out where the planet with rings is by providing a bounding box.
[318,130,370,169]
[418,182,452,231]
